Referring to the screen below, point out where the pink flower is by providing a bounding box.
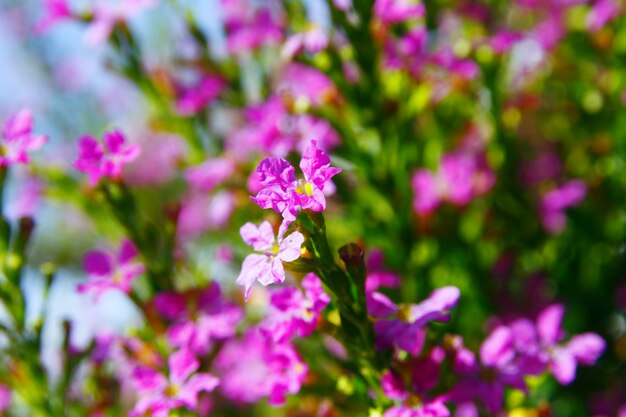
[277,63,338,107]
[154,283,243,355]
[586,0,621,32]
[510,304,605,385]
[367,286,460,356]
[185,158,235,192]
[0,384,10,413]
[540,179,587,234]
[374,0,426,25]
[130,349,219,417]
[1,109,48,167]
[236,220,304,300]
[77,239,145,299]
[214,329,307,405]
[412,153,494,215]
[261,273,331,342]
[250,140,342,221]
[36,0,72,33]
[175,75,226,116]
[281,25,329,60]
[75,130,141,187]
[221,0,284,54]
[84,0,158,46]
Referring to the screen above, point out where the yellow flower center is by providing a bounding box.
[295,180,314,196]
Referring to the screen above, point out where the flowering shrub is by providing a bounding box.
[0,0,624,416]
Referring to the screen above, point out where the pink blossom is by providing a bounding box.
[221,0,284,54]
[84,0,159,46]
[123,133,186,186]
[281,25,329,60]
[177,191,236,240]
[36,0,72,33]
[214,329,307,405]
[412,154,494,215]
[261,273,331,342]
[175,75,226,116]
[185,158,235,192]
[0,384,10,413]
[510,304,605,385]
[130,349,219,417]
[1,109,48,167]
[277,63,338,107]
[154,283,243,355]
[75,130,141,187]
[77,239,145,299]
[236,220,304,300]
[374,0,426,25]
[367,286,460,355]
[587,0,621,32]
[250,140,342,221]
[540,179,587,234]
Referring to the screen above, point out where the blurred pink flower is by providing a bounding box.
[1,109,48,167]
[76,130,141,187]
[77,239,145,299]
[130,349,219,417]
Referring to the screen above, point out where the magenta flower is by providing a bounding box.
[540,179,587,234]
[450,326,527,414]
[1,109,48,167]
[130,349,219,417]
[281,25,329,60]
[84,0,158,46]
[214,329,307,405]
[185,158,235,192]
[587,0,621,32]
[374,0,426,25]
[236,220,305,300]
[277,63,338,107]
[367,286,460,355]
[77,239,145,299]
[510,304,605,384]
[221,0,284,54]
[412,154,494,215]
[261,273,331,342]
[75,130,141,186]
[381,349,450,417]
[36,0,72,33]
[250,140,342,221]
[154,283,243,355]
[0,384,10,413]
[174,75,226,116]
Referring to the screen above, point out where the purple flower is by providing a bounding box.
[154,283,243,355]
[374,0,426,25]
[540,180,587,234]
[412,153,494,215]
[214,329,307,405]
[0,384,10,413]
[587,0,621,31]
[261,273,331,342]
[450,326,527,414]
[510,304,605,385]
[77,239,145,299]
[75,130,141,187]
[281,25,329,60]
[130,349,219,417]
[174,75,226,116]
[36,0,72,33]
[236,220,305,300]
[84,0,158,46]
[185,158,235,192]
[368,286,460,355]
[221,0,284,54]
[277,63,338,108]
[381,349,450,417]
[250,140,342,221]
[1,109,48,167]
